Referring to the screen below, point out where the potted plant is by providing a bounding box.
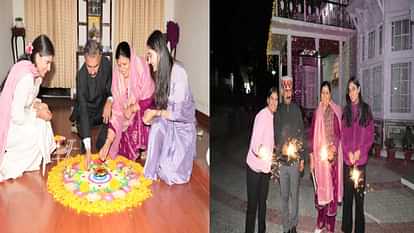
[385,138,396,161]
[14,17,24,28]
[402,126,414,162]
[372,143,382,158]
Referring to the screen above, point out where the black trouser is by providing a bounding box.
[245,166,270,233]
[342,164,366,233]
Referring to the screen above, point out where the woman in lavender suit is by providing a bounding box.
[143,30,196,185]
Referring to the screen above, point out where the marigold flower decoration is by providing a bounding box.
[47,154,153,215]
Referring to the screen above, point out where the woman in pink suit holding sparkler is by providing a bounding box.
[245,87,278,233]
[341,77,374,233]
[309,81,343,233]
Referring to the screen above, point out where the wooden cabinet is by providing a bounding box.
[11,27,25,64]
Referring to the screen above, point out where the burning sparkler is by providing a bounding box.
[320,145,328,161]
[311,170,318,192]
[282,138,303,162]
[286,143,296,160]
[271,138,303,182]
[350,166,362,189]
[258,145,272,161]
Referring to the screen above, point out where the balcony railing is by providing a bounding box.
[274,0,354,29]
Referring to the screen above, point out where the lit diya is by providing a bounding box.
[54,135,66,146]
[54,135,67,155]
[48,154,153,215]
[94,164,109,178]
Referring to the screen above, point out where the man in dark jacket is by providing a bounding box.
[70,40,112,163]
[274,76,305,233]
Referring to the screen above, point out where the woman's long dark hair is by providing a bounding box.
[19,34,55,63]
[115,41,131,60]
[320,81,331,94]
[146,30,173,109]
[342,77,372,128]
[1,35,54,92]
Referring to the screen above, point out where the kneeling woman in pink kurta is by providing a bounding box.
[99,42,154,161]
[309,81,343,233]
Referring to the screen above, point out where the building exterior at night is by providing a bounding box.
[268,0,356,125]
[269,0,414,155]
[348,0,414,155]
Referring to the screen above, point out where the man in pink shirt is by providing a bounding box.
[245,87,278,233]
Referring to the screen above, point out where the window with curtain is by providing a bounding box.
[25,0,77,88]
[362,68,372,107]
[368,30,375,59]
[391,62,411,113]
[392,19,412,51]
[115,0,164,56]
[372,65,383,113]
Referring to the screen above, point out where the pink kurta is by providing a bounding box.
[108,52,154,160]
[310,102,343,205]
[246,107,274,173]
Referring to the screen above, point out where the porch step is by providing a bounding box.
[401,176,414,191]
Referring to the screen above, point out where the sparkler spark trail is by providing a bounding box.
[286,143,296,161]
[282,138,303,161]
[320,146,328,161]
[258,145,272,161]
[350,166,362,189]
[271,138,304,182]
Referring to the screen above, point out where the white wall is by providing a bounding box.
[353,0,414,121]
[13,0,24,20]
[0,0,14,84]
[164,0,175,25]
[384,0,412,13]
[169,0,210,116]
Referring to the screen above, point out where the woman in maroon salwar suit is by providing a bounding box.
[99,42,154,161]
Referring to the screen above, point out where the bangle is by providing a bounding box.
[158,110,162,117]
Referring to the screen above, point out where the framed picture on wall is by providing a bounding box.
[87,0,102,42]
[87,0,102,16]
[77,0,112,69]
[88,16,101,41]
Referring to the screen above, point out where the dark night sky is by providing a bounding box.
[211,0,274,73]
